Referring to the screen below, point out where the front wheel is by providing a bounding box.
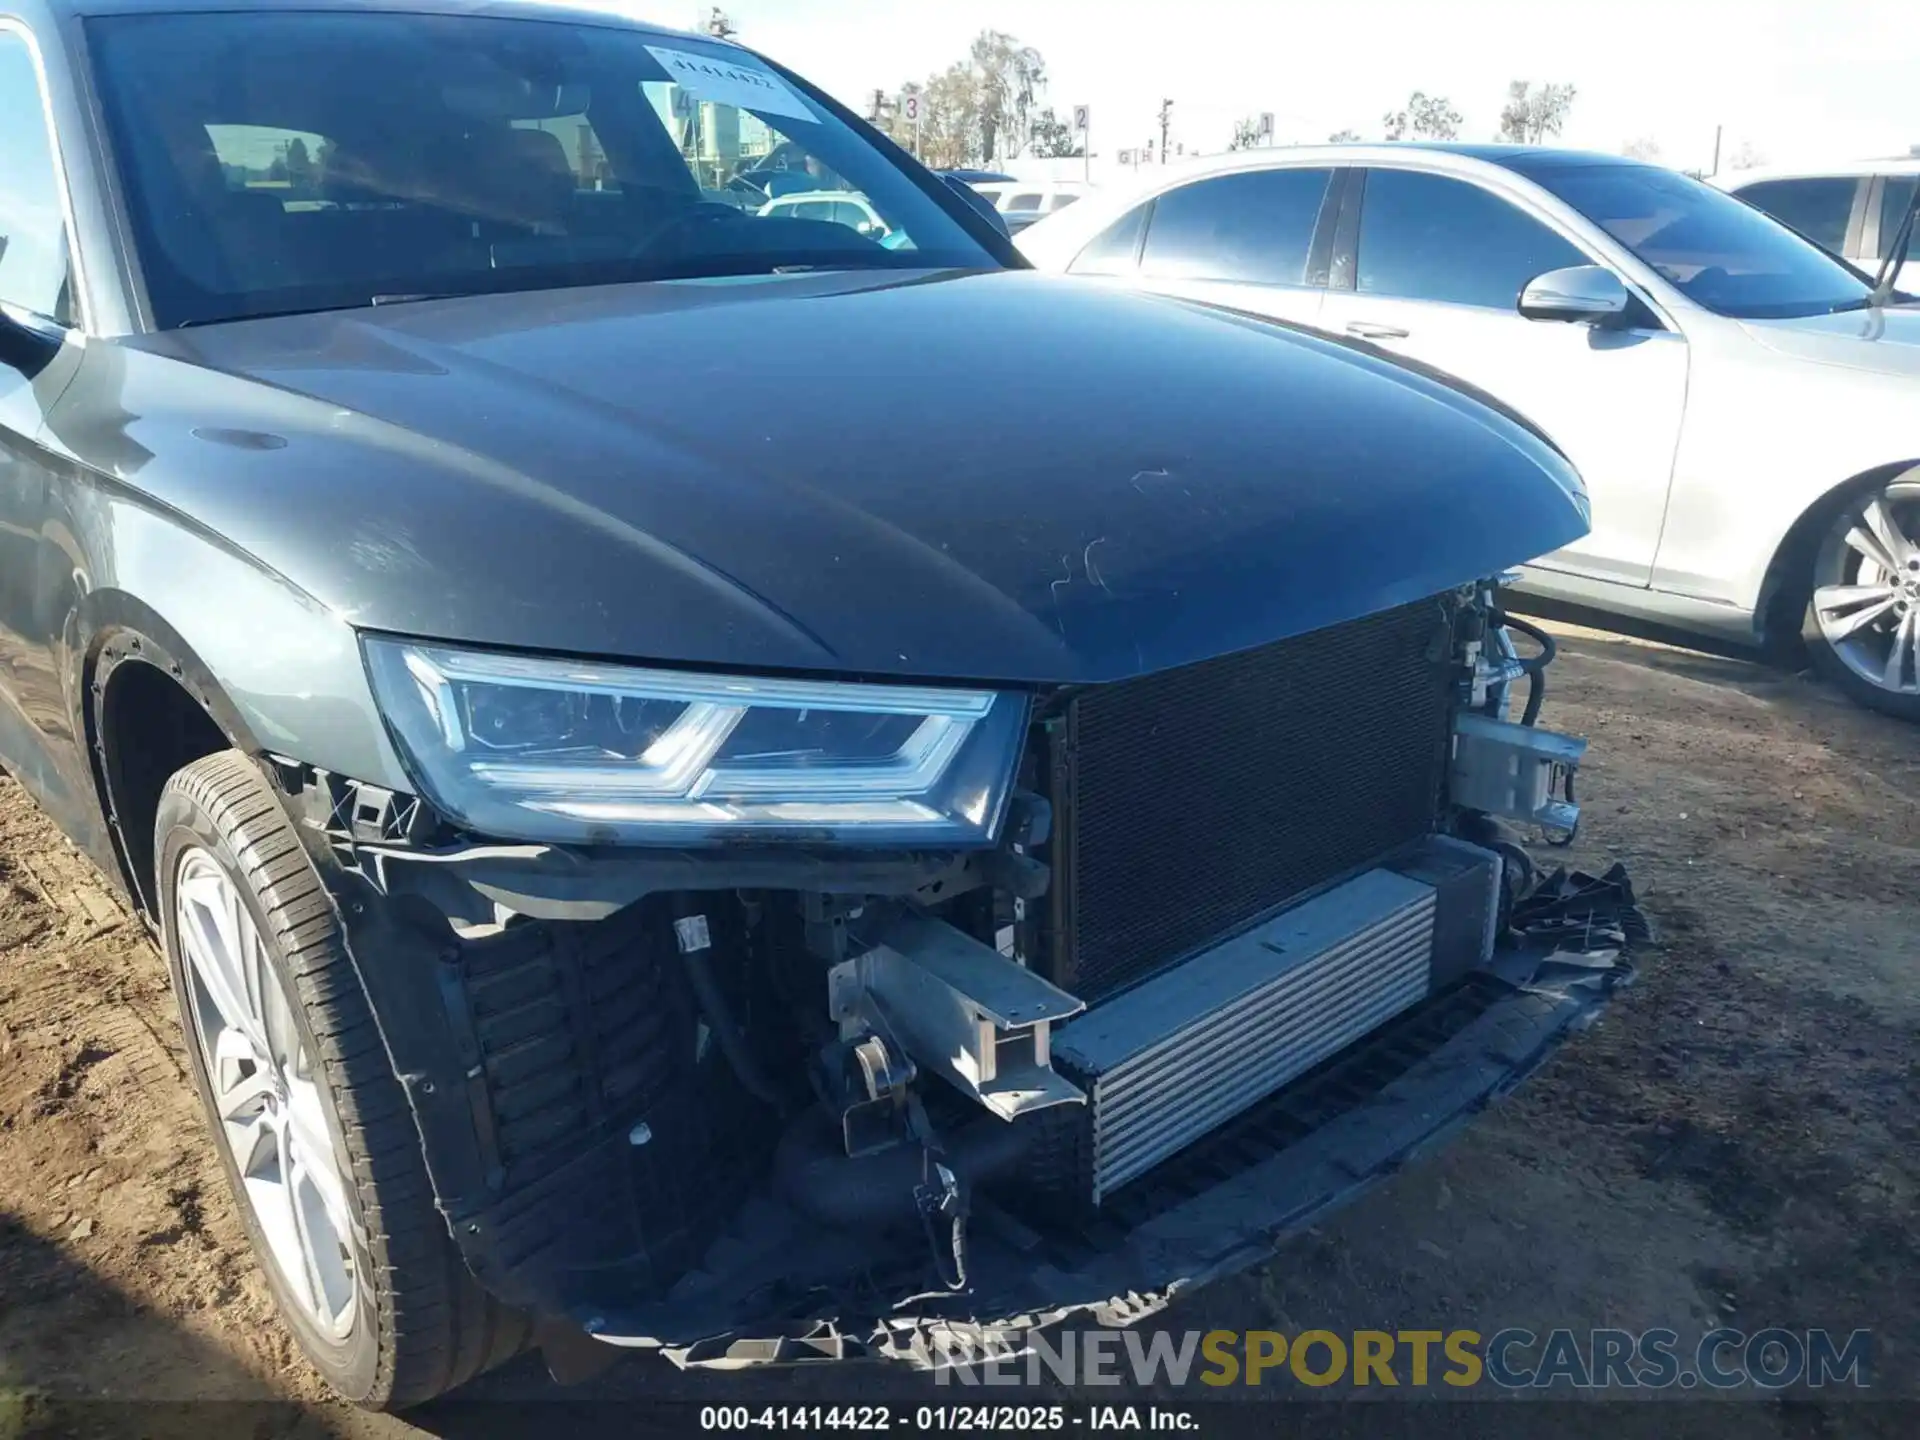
[1803,475,1920,722]
[156,751,528,1407]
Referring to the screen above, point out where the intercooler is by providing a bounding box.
[1050,868,1438,1202]
[1035,840,1500,1209]
[1044,597,1457,1001]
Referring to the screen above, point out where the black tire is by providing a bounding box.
[1800,476,1920,723]
[155,750,529,1407]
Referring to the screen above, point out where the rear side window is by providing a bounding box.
[1006,192,1043,211]
[1138,168,1333,286]
[1735,176,1859,255]
[0,31,72,322]
[1049,193,1080,211]
[1880,177,1918,258]
[204,123,333,206]
[1069,202,1149,275]
[1357,168,1586,309]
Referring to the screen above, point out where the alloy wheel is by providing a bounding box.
[1811,482,1920,697]
[174,848,359,1341]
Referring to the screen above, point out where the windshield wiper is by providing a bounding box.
[1871,183,1920,307]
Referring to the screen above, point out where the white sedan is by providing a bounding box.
[1020,145,1920,718]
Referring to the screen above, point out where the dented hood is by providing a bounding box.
[122,268,1587,684]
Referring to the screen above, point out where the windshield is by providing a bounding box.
[1523,162,1876,320]
[87,12,998,328]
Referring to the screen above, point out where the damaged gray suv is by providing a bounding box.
[0,0,1641,1406]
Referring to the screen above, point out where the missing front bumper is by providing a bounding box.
[573,863,1642,1366]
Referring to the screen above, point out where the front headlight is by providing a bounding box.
[362,639,1028,846]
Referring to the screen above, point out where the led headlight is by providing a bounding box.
[362,639,1028,846]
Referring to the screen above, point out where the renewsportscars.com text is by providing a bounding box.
[927,1326,1872,1391]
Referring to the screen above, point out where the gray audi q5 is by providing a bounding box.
[0,0,1638,1405]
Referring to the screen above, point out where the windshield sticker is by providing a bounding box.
[645,46,817,123]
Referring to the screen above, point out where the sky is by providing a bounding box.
[611,0,1917,180]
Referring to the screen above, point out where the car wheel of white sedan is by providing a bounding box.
[155,751,530,1407]
[1805,476,1920,721]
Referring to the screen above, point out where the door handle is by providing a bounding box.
[1346,320,1411,340]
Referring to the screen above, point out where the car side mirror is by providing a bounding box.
[0,302,65,378]
[942,174,1011,239]
[1518,265,1632,326]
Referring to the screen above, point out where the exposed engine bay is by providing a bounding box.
[276,578,1643,1367]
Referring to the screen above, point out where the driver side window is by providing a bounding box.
[1356,168,1587,310]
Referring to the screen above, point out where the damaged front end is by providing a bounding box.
[277,580,1643,1368]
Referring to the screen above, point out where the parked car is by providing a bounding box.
[1720,159,1920,294]
[972,179,1091,216]
[973,183,1091,236]
[758,187,886,234]
[0,0,1633,1408]
[1022,145,1920,718]
[935,166,1016,186]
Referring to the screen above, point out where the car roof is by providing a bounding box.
[1719,157,1920,187]
[21,0,706,33]
[1088,141,1648,190]
[1393,142,1626,168]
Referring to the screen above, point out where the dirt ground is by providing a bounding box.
[2,626,1916,1437]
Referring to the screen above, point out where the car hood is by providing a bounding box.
[1739,302,1920,379]
[115,269,1587,685]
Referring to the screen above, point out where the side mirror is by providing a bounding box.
[0,302,65,378]
[1518,265,1632,325]
[942,174,1011,239]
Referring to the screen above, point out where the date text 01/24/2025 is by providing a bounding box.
[699,1406,1200,1432]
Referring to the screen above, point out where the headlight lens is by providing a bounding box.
[362,639,1028,846]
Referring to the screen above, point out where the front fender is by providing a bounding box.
[1657,326,1920,608]
[71,496,409,788]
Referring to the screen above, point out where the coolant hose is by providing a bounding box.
[1494,611,1556,727]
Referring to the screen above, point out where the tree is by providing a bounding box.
[1229,117,1262,151]
[1383,92,1461,142]
[878,30,1049,168]
[916,64,981,168]
[1327,128,1362,143]
[1027,107,1085,158]
[971,30,1045,163]
[1497,81,1576,144]
[1622,136,1662,163]
[1729,140,1767,171]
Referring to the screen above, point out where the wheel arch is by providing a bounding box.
[78,592,267,918]
[1753,457,1920,649]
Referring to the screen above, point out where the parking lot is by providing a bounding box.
[2,623,1914,1433]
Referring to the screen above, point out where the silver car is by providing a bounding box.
[1023,145,1920,718]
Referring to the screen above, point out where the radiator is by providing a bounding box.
[1046,598,1455,1001]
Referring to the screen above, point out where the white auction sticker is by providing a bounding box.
[646,45,817,123]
